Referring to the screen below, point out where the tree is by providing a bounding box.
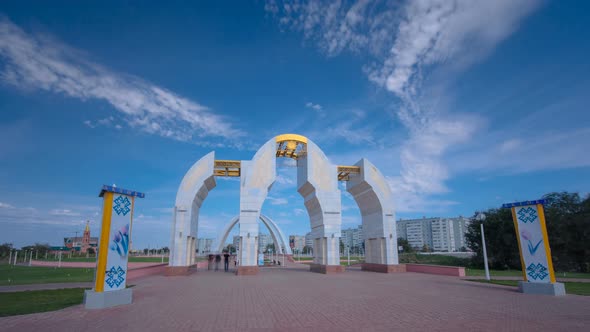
[465,192,590,272]
[302,245,312,254]
[225,244,236,254]
[542,192,590,272]
[21,243,50,256]
[0,243,13,258]
[397,238,413,253]
[339,239,345,254]
[265,243,275,253]
[465,208,520,270]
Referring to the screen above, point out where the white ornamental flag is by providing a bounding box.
[104,194,133,291]
[514,205,551,283]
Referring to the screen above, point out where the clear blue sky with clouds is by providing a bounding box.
[1,1,589,249]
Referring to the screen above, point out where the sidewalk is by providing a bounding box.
[2,268,589,331]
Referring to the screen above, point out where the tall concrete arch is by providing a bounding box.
[346,158,402,273]
[213,214,292,255]
[296,139,342,273]
[236,138,277,270]
[167,152,216,275]
[235,135,343,275]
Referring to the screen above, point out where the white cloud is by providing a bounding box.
[0,204,89,227]
[0,202,14,208]
[49,209,81,217]
[267,196,289,205]
[267,0,540,212]
[452,128,590,174]
[275,174,295,186]
[0,17,244,144]
[499,139,522,153]
[305,102,323,111]
[293,208,306,216]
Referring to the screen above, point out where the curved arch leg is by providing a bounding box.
[236,140,277,275]
[167,152,216,276]
[346,158,405,273]
[298,141,344,274]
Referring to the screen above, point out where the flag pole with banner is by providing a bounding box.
[84,185,145,309]
[502,199,565,296]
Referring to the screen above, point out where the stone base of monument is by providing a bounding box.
[165,266,190,276]
[236,266,259,275]
[84,288,133,309]
[309,264,345,274]
[518,281,566,296]
[362,263,406,273]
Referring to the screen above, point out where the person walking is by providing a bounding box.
[215,254,221,271]
[224,252,230,272]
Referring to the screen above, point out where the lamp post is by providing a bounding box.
[476,212,490,281]
[347,246,350,266]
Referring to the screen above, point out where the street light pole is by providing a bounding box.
[477,213,490,281]
[347,246,350,266]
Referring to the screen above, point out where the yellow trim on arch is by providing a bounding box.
[95,192,113,292]
[511,207,528,281]
[537,204,556,283]
[275,133,308,144]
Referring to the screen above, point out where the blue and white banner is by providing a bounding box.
[513,204,553,283]
[104,194,133,291]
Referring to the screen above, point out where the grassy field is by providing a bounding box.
[465,279,590,296]
[0,265,94,286]
[0,288,87,317]
[466,269,523,277]
[399,253,471,267]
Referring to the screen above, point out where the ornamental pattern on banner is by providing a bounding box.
[514,205,550,283]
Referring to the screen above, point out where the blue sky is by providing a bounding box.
[1,1,589,249]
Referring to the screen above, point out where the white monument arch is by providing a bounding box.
[167,134,402,275]
[212,214,292,255]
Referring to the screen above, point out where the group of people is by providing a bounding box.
[210,252,234,272]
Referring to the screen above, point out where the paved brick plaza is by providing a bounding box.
[1,264,589,331]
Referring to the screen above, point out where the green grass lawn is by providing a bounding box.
[465,279,590,296]
[399,253,471,266]
[466,269,523,277]
[0,288,87,317]
[0,265,94,286]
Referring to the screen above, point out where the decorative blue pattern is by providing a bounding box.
[105,266,126,288]
[113,195,131,216]
[527,263,548,280]
[528,239,543,255]
[517,207,537,223]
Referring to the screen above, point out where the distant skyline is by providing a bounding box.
[1,1,589,249]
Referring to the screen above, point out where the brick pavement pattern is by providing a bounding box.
[1,265,589,331]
